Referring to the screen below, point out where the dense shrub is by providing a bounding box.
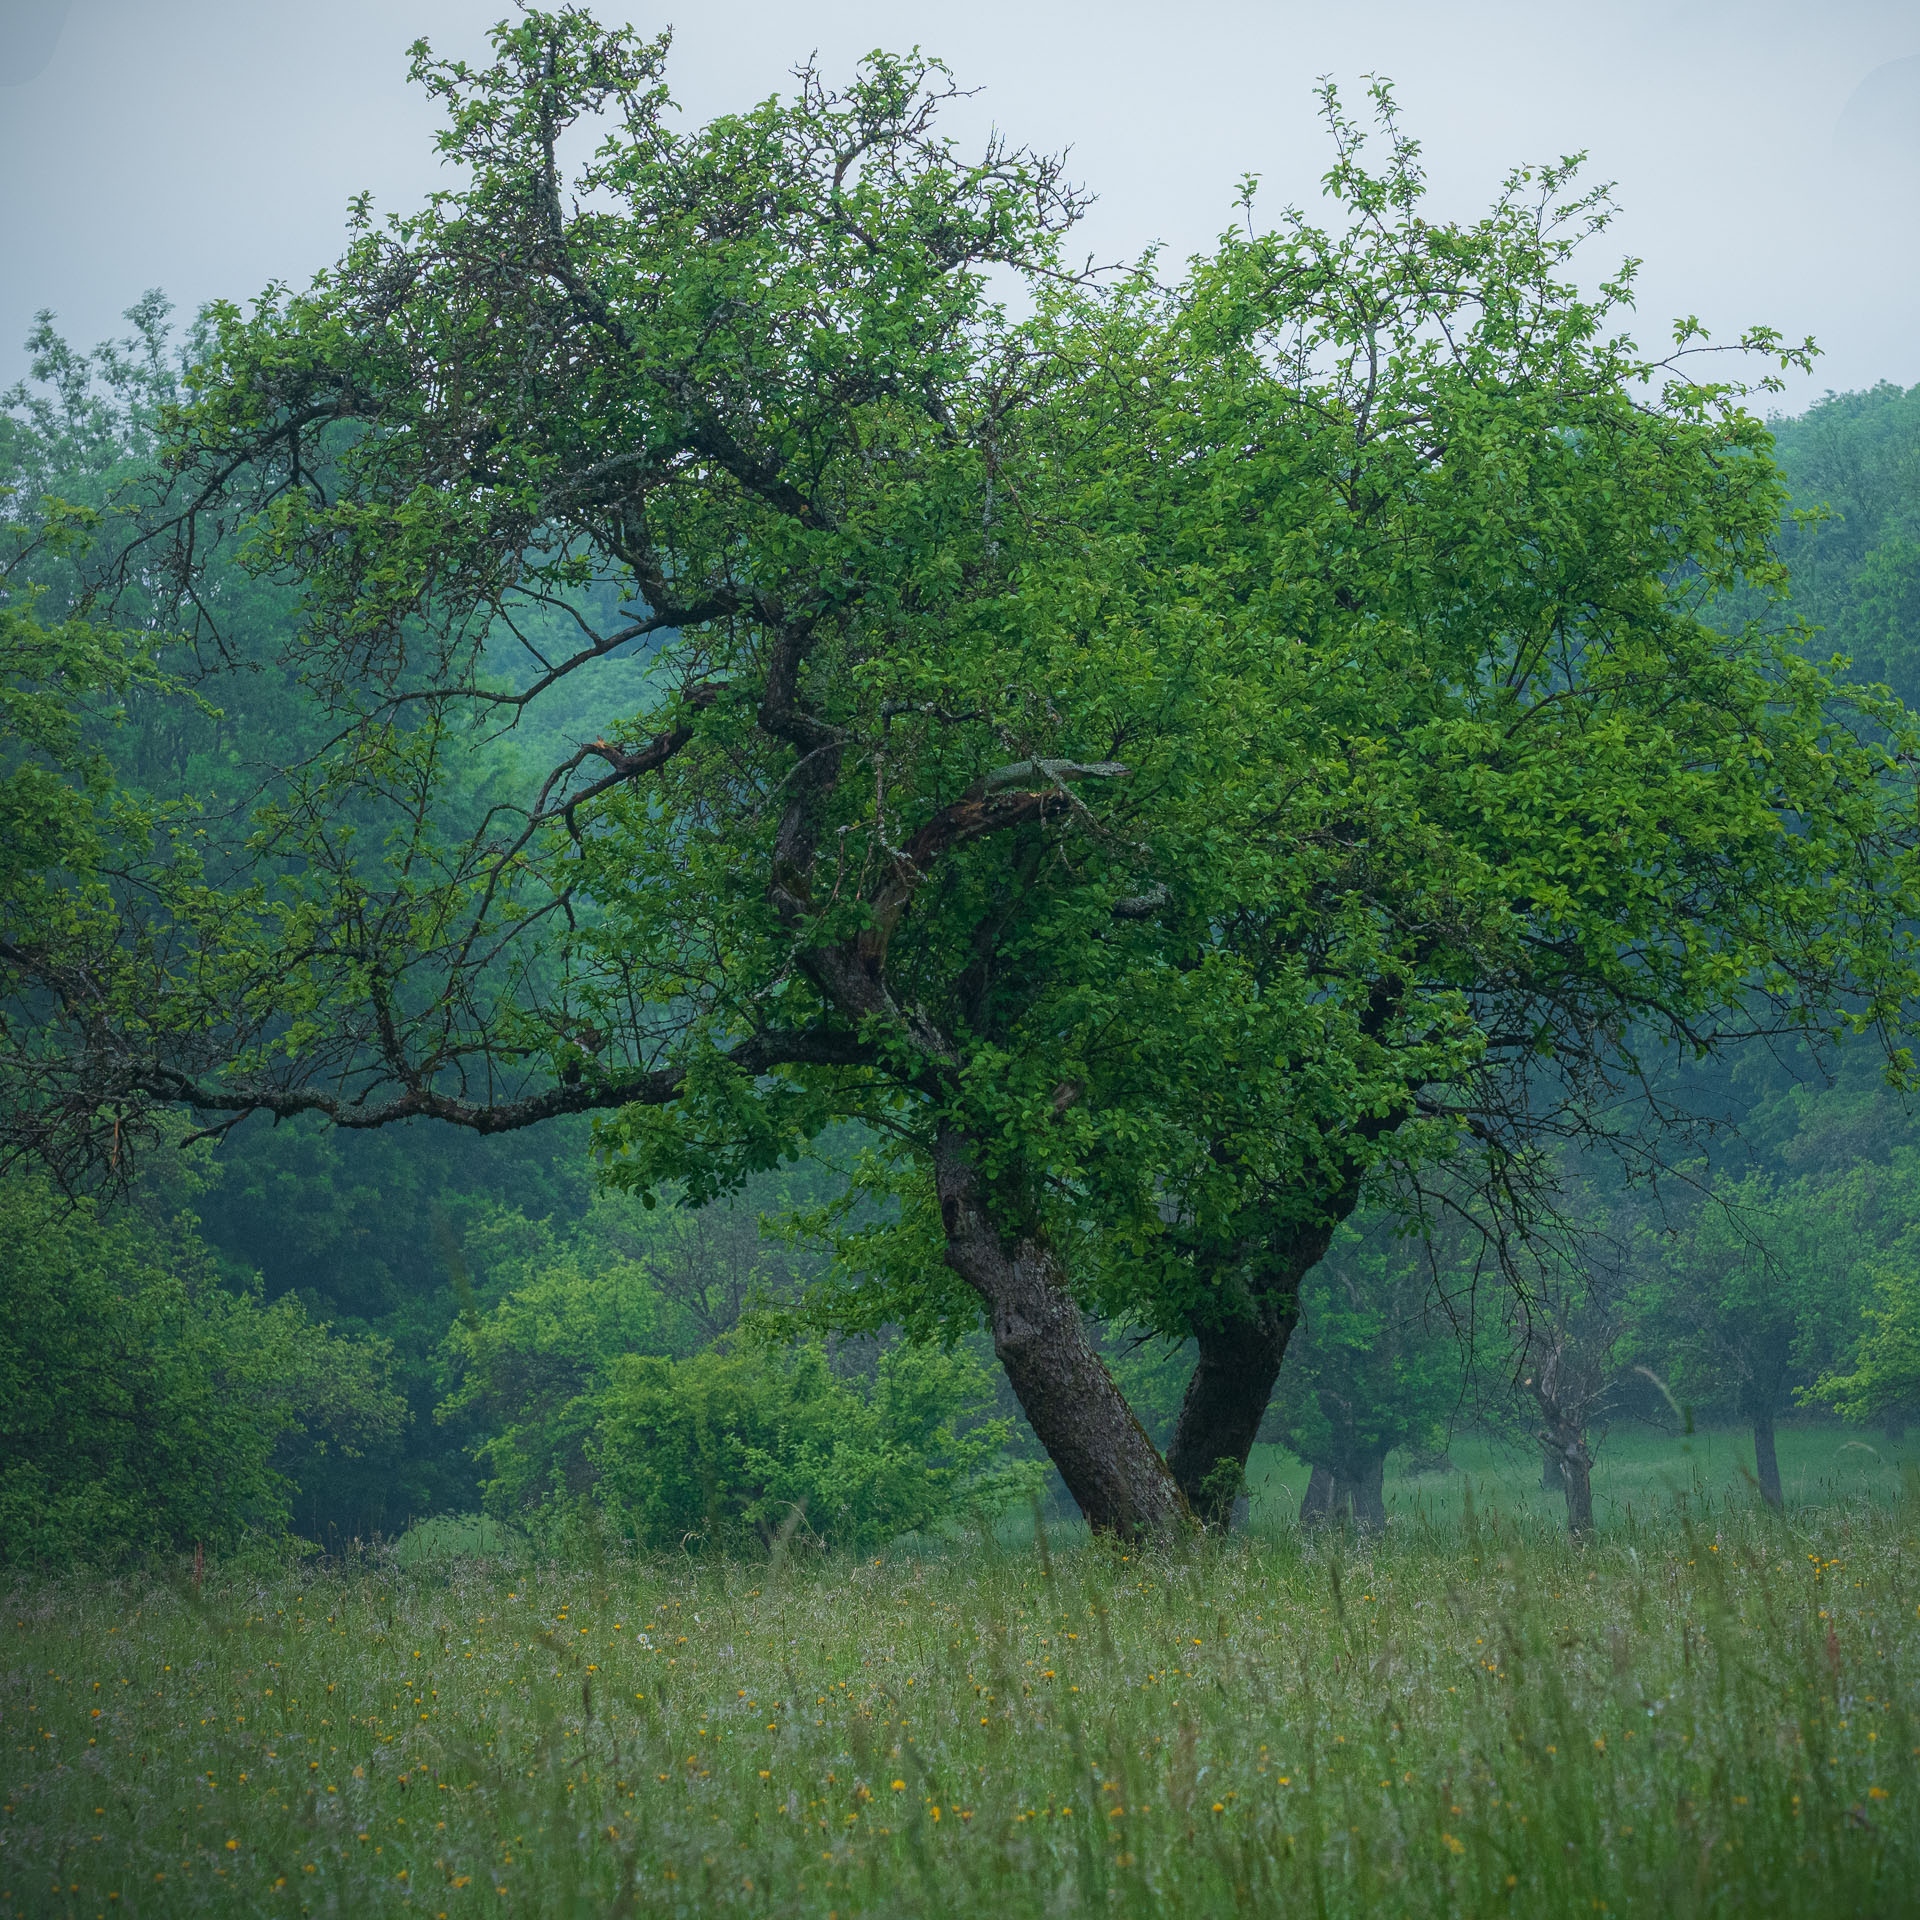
[444,1197,1036,1552]
[590,1341,1033,1553]
[0,1165,404,1564]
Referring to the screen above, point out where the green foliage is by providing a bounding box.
[0,591,141,891]
[1816,1260,1920,1424]
[1802,1154,1920,1423]
[15,19,1907,1237]
[591,1341,1034,1554]
[0,409,180,970]
[1762,380,1920,704]
[1266,1217,1468,1475]
[443,1190,1033,1551]
[192,1116,601,1537]
[0,1162,404,1566]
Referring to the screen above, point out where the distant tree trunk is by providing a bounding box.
[1540,1441,1565,1493]
[1349,1453,1387,1535]
[1297,1455,1387,1532]
[1542,1421,1594,1537]
[1301,1461,1336,1525]
[1522,1318,1613,1541]
[1560,1444,1594,1536]
[1752,1409,1783,1510]
[933,1129,1186,1540]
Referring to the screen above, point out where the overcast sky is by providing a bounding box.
[2,0,1916,414]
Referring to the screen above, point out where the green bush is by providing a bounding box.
[442,1195,1038,1553]
[436,1206,667,1516]
[0,1165,405,1565]
[590,1341,1035,1554]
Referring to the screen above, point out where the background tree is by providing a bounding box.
[1625,1161,1893,1507]
[1754,380,1920,705]
[1465,1159,1654,1534]
[1264,1214,1469,1533]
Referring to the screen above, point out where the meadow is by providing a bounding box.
[5,1430,1917,1920]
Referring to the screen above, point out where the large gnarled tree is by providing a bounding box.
[5,14,1917,1537]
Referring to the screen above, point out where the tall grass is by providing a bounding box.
[4,1467,1916,1917]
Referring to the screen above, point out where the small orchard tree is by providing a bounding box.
[1265,1215,1468,1533]
[1620,1152,1904,1512]
[6,11,1920,1538]
[1479,1170,1634,1537]
[1515,1274,1624,1538]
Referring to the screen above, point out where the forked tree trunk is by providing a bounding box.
[1752,1410,1783,1510]
[933,1130,1186,1540]
[1166,1231,1335,1528]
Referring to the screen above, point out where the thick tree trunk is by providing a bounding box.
[1348,1453,1387,1535]
[1167,1229,1336,1528]
[933,1129,1185,1540]
[1540,1442,1565,1493]
[1752,1410,1783,1510]
[1167,1309,1297,1526]
[1300,1461,1336,1525]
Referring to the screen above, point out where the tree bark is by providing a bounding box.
[1540,1421,1594,1536]
[1167,1228,1338,1527]
[1349,1452,1387,1535]
[1561,1445,1594,1537]
[1166,1306,1297,1526]
[1300,1461,1336,1525]
[932,1129,1185,1540]
[1540,1441,1565,1493]
[1752,1410,1783,1510]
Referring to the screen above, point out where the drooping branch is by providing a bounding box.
[83,1027,877,1139]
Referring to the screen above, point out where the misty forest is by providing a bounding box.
[3,11,1920,1917]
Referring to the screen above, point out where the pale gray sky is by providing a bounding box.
[2,0,1916,412]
